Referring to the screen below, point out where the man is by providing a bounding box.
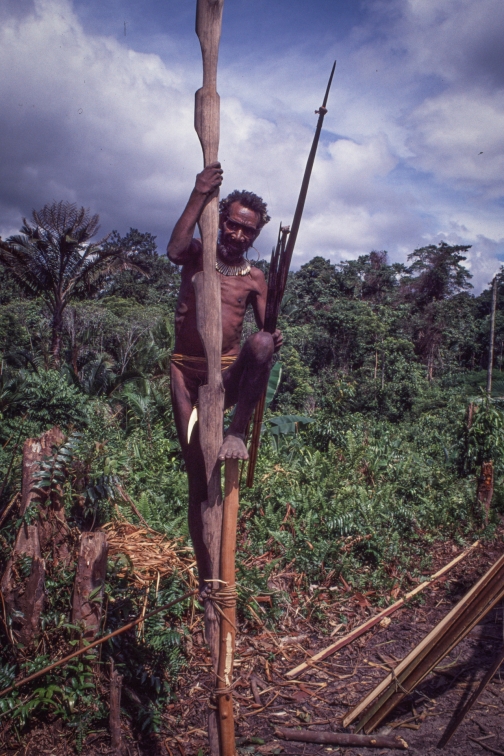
[167,162,281,589]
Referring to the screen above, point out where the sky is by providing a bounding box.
[1,0,504,292]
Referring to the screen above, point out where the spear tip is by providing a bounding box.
[322,60,337,109]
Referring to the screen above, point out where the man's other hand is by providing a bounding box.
[195,162,223,195]
[273,329,283,352]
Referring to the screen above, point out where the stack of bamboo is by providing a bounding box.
[344,550,504,734]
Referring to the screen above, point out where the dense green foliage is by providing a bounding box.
[1,204,504,747]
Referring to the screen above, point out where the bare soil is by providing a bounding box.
[2,532,504,756]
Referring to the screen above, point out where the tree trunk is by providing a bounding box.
[51,304,65,365]
[477,460,494,524]
[72,532,108,642]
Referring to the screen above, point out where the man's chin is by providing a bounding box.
[220,246,247,262]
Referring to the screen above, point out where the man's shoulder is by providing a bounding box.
[249,265,266,284]
[178,239,202,273]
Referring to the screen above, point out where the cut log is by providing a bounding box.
[72,532,108,642]
[275,728,408,749]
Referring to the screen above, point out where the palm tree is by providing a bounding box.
[0,201,144,363]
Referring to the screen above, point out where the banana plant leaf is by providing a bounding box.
[268,414,314,436]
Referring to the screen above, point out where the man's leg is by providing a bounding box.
[219,331,274,460]
[170,364,213,594]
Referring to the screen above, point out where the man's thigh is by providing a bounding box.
[170,363,200,453]
[223,352,246,409]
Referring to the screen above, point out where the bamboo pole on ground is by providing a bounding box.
[193,2,225,753]
[286,539,480,679]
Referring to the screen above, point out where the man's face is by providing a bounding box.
[219,202,260,261]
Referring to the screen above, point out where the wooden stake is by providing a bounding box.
[109,659,124,755]
[286,539,480,679]
[194,2,225,754]
[216,459,239,756]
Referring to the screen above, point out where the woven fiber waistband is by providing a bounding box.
[170,353,237,375]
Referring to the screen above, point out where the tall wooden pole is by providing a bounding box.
[216,459,240,755]
[487,275,498,396]
[194,2,225,754]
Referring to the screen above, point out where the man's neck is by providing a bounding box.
[217,244,246,267]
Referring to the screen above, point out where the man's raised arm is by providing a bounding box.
[167,162,223,264]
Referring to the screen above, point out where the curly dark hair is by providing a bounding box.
[219,190,271,230]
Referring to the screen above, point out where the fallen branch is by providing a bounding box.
[286,540,480,679]
[0,589,197,698]
[274,727,408,749]
[468,736,504,756]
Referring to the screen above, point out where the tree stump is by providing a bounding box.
[0,518,45,646]
[72,532,108,642]
[0,428,66,646]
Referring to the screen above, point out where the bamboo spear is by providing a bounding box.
[194,2,226,754]
[246,62,336,487]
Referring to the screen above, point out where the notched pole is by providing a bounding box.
[194,1,226,754]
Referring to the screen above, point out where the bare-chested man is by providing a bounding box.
[167,162,282,589]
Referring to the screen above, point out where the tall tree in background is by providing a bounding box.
[404,242,473,379]
[0,201,143,363]
[405,242,473,307]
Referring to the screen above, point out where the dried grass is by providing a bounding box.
[101,520,197,589]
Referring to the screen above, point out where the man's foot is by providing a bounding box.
[218,432,249,460]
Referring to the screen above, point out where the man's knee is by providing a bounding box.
[246,331,274,364]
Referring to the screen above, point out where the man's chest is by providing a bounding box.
[219,275,256,311]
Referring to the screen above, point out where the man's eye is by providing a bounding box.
[227,221,238,230]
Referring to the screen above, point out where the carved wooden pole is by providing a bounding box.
[193,1,225,754]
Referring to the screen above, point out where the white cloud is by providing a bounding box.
[0,0,503,292]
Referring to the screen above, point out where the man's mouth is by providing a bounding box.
[222,237,247,254]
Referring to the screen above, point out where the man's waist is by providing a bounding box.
[170,353,237,371]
